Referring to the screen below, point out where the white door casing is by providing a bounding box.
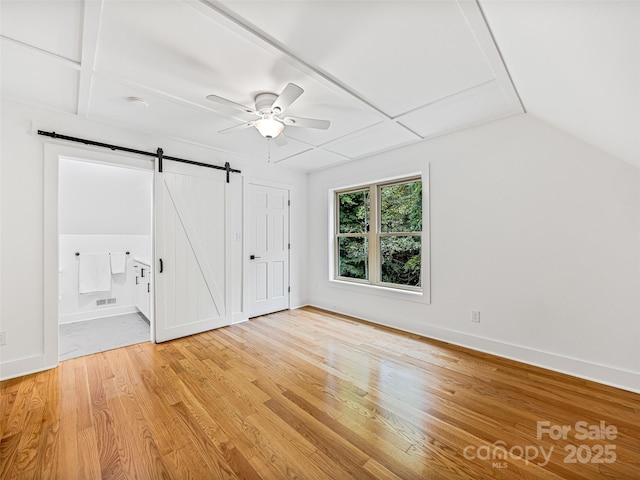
[248,183,290,318]
[154,160,231,342]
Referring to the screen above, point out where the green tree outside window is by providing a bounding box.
[335,178,422,290]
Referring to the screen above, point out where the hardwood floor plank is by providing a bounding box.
[278,385,429,479]
[7,406,45,478]
[26,370,51,411]
[363,457,406,480]
[107,350,173,480]
[247,454,280,479]
[219,446,264,480]
[76,427,102,480]
[161,446,213,480]
[1,374,36,439]
[0,383,19,439]
[262,394,377,479]
[32,370,61,480]
[57,360,78,480]
[72,360,94,432]
[0,433,21,479]
[1,306,638,479]
[84,354,127,480]
[125,347,193,456]
[170,401,238,480]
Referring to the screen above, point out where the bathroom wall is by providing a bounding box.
[58,157,152,323]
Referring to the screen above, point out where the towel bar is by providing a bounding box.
[75,251,130,256]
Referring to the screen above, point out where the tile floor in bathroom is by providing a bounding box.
[59,312,150,361]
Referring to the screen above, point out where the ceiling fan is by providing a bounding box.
[206,83,330,145]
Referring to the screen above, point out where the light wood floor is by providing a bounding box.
[1,307,639,479]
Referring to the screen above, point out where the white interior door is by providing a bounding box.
[248,183,290,318]
[154,160,230,342]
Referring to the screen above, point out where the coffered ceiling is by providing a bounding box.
[0,0,524,171]
[3,1,635,172]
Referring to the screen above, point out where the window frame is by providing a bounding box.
[334,175,423,292]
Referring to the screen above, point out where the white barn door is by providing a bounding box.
[248,183,290,318]
[154,161,231,343]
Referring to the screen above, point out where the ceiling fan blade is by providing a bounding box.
[271,83,304,114]
[206,94,257,115]
[283,116,330,130]
[218,121,255,134]
[274,135,288,147]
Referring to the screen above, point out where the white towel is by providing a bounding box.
[78,254,111,294]
[110,253,126,274]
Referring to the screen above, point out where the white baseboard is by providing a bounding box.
[232,313,249,325]
[290,298,309,310]
[305,303,640,395]
[59,305,138,324]
[0,354,57,381]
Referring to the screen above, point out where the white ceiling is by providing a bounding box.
[1,1,636,172]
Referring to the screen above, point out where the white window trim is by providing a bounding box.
[328,169,431,304]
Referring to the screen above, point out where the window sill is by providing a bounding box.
[328,278,430,304]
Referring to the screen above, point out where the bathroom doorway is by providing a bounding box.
[57,156,153,360]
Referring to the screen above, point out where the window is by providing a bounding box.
[335,177,422,291]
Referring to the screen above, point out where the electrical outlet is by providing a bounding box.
[0,331,6,345]
[471,311,481,323]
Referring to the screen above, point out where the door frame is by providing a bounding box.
[242,177,292,319]
[43,142,155,370]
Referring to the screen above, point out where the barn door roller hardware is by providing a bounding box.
[37,130,241,182]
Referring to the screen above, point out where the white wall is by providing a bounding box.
[59,158,152,235]
[0,100,308,379]
[307,114,640,393]
[58,158,152,323]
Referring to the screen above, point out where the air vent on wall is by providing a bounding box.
[96,298,117,306]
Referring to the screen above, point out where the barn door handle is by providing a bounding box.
[159,258,163,273]
[250,255,261,260]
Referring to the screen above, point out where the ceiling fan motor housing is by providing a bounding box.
[255,92,279,114]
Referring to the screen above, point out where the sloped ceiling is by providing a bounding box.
[1,1,636,171]
[480,0,640,169]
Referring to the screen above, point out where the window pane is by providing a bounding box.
[380,181,422,233]
[338,236,368,280]
[380,236,421,287]
[339,190,369,233]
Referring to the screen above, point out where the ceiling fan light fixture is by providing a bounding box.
[255,115,284,139]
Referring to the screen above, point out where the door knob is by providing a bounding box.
[250,255,262,260]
